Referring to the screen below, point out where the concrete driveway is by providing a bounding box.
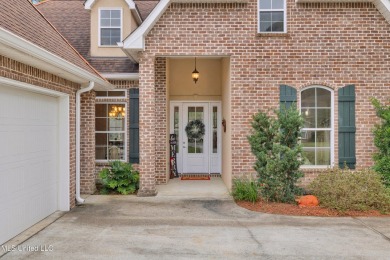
[2,195,390,259]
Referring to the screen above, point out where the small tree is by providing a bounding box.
[248,105,304,202]
[371,98,390,186]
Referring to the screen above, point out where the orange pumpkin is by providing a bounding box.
[297,195,319,208]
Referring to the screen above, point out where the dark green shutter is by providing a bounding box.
[129,89,139,164]
[338,85,356,169]
[280,85,297,110]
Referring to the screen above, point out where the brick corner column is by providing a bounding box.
[137,53,158,197]
[80,91,96,194]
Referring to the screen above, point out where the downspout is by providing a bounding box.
[75,81,95,204]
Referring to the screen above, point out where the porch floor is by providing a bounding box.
[156,177,231,200]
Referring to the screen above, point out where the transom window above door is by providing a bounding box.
[99,9,122,46]
[258,0,286,33]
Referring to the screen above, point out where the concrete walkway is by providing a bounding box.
[2,193,390,259]
[156,177,230,199]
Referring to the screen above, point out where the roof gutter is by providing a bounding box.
[101,73,139,80]
[0,27,113,90]
[75,81,95,204]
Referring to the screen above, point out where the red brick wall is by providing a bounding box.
[138,1,390,189]
[155,57,168,184]
[0,55,80,208]
[80,91,96,194]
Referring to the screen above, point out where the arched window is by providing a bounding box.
[300,87,333,166]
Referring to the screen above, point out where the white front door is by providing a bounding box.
[183,103,209,173]
[170,102,221,174]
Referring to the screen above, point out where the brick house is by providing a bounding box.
[1,0,390,244]
[36,0,390,196]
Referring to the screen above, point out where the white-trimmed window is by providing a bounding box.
[300,87,333,167]
[258,0,286,33]
[99,8,122,46]
[96,103,127,161]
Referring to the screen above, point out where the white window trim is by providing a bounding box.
[98,7,123,47]
[299,86,334,169]
[258,0,287,33]
[95,90,128,99]
[95,101,127,163]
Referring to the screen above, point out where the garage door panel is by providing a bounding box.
[0,85,60,245]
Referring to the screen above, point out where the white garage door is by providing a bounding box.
[0,84,60,245]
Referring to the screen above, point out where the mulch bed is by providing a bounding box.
[236,200,390,217]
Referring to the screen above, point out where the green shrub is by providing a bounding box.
[99,161,139,195]
[309,168,390,213]
[231,179,259,203]
[371,98,390,187]
[248,105,304,203]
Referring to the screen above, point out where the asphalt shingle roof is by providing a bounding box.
[36,0,158,73]
[0,0,101,77]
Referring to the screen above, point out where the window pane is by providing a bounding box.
[188,107,195,121]
[108,91,126,97]
[260,12,271,22]
[196,107,204,120]
[109,133,124,142]
[111,10,121,19]
[96,91,107,97]
[188,138,196,154]
[271,21,284,32]
[317,88,331,107]
[260,21,272,32]
[317,149,330,165]
[302,108,315,128]
[95,118,107,131]
[96,133,107,146]
[101,37,111,46]
[317,109,331,128]
[316,131,331,147]
[303,149,315,165]
[213,106,218,153]
[108,118,125,131]
[96,146,107,160]
[301,130,315,147]
[174,107,179,153]
[95,104,107,117]
[111,18,121,27]
[101,10,110,18]
[271,11,284,21]
[101,18,110,27]
[272,0,284,9]
[101,28,111,37]
[196,138,204,153]
[261,0,272,9]
[301,88,315,107]
[108,144,124,160]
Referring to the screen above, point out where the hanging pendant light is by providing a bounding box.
[192,57,199,84]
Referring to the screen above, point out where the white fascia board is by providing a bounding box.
[0,27,113,90]
[122,0,170,50]
[85,0,137,10]
[101,73,139,80]
[374,0,390,24]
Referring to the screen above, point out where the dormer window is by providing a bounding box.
[99,8,122,46]
[258,0,286,33]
